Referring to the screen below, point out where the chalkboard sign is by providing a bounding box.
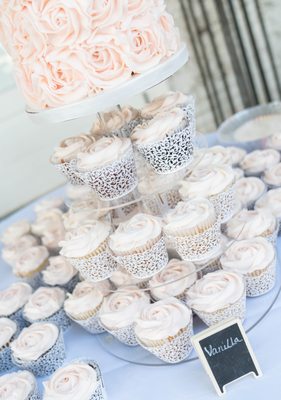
[192,318,262,395]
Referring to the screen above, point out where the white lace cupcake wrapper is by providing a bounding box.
[70,314,105,335]
[114,237,169,279]
[76,150,138,201]
[246,258,276,297]
[24,307,71,333]
[136,321,193,364]
[54,160,84,185]
[12,329,65,377]
[263,224,278,245]
[69,250,117,283]
[100,323,138,346]
[166,221,221,262]
[210,185,236,223]
[142,189,181,216]
[196,257,222,278]
[136,123,194,174]
[193,293,246,327]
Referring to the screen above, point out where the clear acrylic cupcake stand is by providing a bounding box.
[31,43,281,366]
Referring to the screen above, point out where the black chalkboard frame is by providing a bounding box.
[191,318,262,396]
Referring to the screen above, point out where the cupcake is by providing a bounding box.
[59,221,117,282]
[265,132,281,151]
[10,322,65,376]
[149,259,197,300]
[99,286,150,346]
[225,209,278,244]
[31,209,65,252]
[233,177,266,209]
[34,197,64,214]
[132,107,194,174]
[163,198,221,261]
[0,282,32,329]
[134,297,193,363]
[1,220,30,246]
[23,287,70,332]
[194,236,229,277]
[239,149,280,176]
[186,270,246,326]
[108,213,168,279]
[2,234,38,268]
[0,370,40,400]
[50,134,94,185]
[110,267,148,289]
[42,256,79,292]
[262,162,281,189]
[220,237,276,296]
[43,360,106,400]
[255,188,281,230]
[64,280,110,334]
[76,136,137,200]
[179,165,236,222]
[192,146,231,169]
[0,318,18,372]
[225,146,247,167]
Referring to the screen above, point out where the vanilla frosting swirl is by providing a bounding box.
[43,362,98,400]
[141,91,189,118]
[31,208,65,238]
[135,297,191,341]
[42,256,77,286]
[226,146,247,166]
[59,221,110,258]
[179,165,234,199]
[0,318,17,348]
[233,177,265,206]
[109,213,162,253]
[0,282,32,317]
[263,163,281,186]
[51,135,94,164]
[0,371,36,400]
[187,271,244,312]
[1,220,30,246]
[240,149,280,174]
[255,188,281,218]
[76,136,131,171]
[110,268,146,288]
[99,286,150,330]
[11,323,59,362]
[265,132,281,150]
[149,259,197,300]
[226,209,277,240]
[14,246,49,277]
[193,146,231,168]
[131,108,184,145]
[23,287,65,321]
[2,234,38,267]
[221,237,275,274]
[34,198,64,214]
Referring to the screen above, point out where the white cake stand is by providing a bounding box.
[26,44,189,124]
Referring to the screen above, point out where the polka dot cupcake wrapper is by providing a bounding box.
[100,322,138,346]
[24,307,71,333]
[246,257,276,297]
[5,308,29,331]
[70,314,105,335]
[0,346,15,373]
[21,271,43,290]
[27,384,41,400]
[53,159,84,185]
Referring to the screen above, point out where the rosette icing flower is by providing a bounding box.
[51,135,94,165]
[263,163,281,186]
[0,282,32,317]
[0,318,17,348]
[233,177,265,207]
[1,220,30,246]
[141,91,189,118]
[0,371,37,400]
[14,245,49,278]
[23,287,65,321]
[42,256,77,286]
[255,188,281,219]
[2,234,38,267]
[240,149,280,175]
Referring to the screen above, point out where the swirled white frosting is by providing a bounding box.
[66,184,93,201]
[63,207,107,232]
[2,234,38,267]
[99,286,150,330]
[109,213,162,253]
[0,370,36,400]
[64,281,105,319]
[135,297,192,341]
[1,220,30,246]
[193,146,231,168]
[51,134,94,164]
[163,198,216,236]
[179,165,234,199]
[0,318,17,348]
[131,107,184,145]
[221,237,275,274]
[240,149,280,174]
[233,177,265,206]
[31,208,65,239]
[226,209,277,240]
[233,167,245,181]
[226,146,247,166]
[76,136,131,171]
[59,221,110,258]
[11,323,59,362]
[265,132,281,150]
[23,287,65,321]
[0,282,32,316]
[43,362,98,400]
[42,256,77,286]
[34,198,64,214]
[263,163,281,186]
[187,271,244,312]
[149,259,197,300]
[255,188,281,218]
[110,268,146,288]
[14,246,49,277]
[141,91,189,118]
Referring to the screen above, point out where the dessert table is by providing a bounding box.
[1,135,281,399]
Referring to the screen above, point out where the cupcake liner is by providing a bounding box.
[4,307,28,331]
[112,191,140,225]
[24,307,71,333]
[196,257,222,278]
[166,221,221,262]
[180,99,196,137]
[114,237,169,279]
[136,121,194,174]
[53,159,84,185]
[193,291,246,327]
[210,184,236,223]
[100,322,138,346]
[76,149,138,201]
[28,384,41,400]
[142,189,181,216]
[12,329,65,377]
[262,223,279,245]
[110,118,144,138]
[70,313,105,335]
[0,346,15,373]
[246,257,276,297]
[136,321,193,364]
